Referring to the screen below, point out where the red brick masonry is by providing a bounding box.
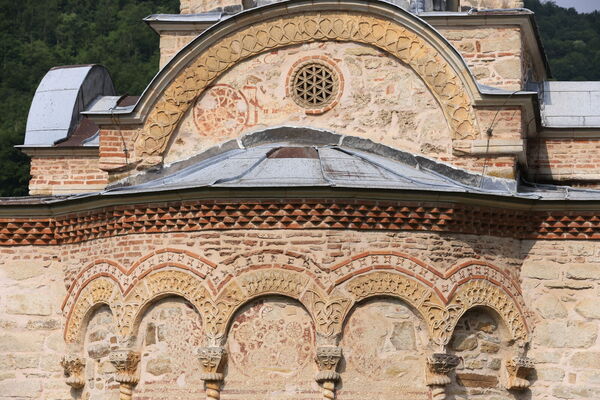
[1,199,599,245]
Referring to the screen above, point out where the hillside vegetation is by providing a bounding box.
[525,0,600,81]
[0,0,179,196]
[0,0,598,196]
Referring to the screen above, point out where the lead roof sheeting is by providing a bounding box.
[541,81,600,128]
[24,66,94,146]
[7,141,600,203]
[104,144,511,196]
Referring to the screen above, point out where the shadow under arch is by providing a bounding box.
[445,280,530,348]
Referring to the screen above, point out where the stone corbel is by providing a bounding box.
[426,353,460,400]
[506,356,534,390]
[60,355,86,389]
[198,346,227,400]
[109,349,141,400]
[315,346,343,400]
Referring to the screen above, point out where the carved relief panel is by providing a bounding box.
[222,297,319,400]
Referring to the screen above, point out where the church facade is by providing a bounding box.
[2,0,600,399]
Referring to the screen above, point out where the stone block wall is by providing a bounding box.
[159,32,200,69]
[4,227,600,399]
[448,309,514,398]
[522,240,600,399]
[439,26,524,90]
[180,0,240,13]
[460,0,524,9]
[0,247,69,399]
[83,306,119,400]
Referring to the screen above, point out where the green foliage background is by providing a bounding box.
[0,0,598,196]
[0,0,179,196]
[525,0,600,81]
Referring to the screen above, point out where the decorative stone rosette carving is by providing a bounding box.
[426,353,460,400]
[135,10,480,166]
[315,346,343,400]
[198,346,227,400]
[506,356,534,390]
[60,355,86,389]
[109,349,140,400]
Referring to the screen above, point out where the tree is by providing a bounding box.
[0,0,178,196]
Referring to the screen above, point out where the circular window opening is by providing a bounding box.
[291,61,340,112]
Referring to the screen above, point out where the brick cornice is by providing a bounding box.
[1,198,599,246]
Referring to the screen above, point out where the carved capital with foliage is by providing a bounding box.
[506,356,534,390]
[426,353,460,386]
[109,349,140,385]
[60,355,86,389]
[315,346,342,382]
[198,346,227,381]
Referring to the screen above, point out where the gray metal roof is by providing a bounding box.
[144,12,223,23]
[540,81,600,128]
[24,65,115,146]
[95,135,600,202]
[108,144,503,194]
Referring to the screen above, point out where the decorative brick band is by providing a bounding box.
[1,199,599,246]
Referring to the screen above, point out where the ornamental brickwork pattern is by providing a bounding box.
[3,199,600,246]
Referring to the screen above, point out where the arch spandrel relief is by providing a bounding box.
[222,297,318,400]
[64,249,530,346]
[134,9,481,167]
[61,249,533,398]
[165,41,453,166]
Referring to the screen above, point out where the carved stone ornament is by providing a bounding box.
[198,346,227,381]
[315,346,343,382]
[60,355,86,389]
[315,346,343,400]
[289,58,342,114]
[506,356,534,390]
[198,347,227,400]
[426,353,460,400]
[109,349,141,400]
[135,11,479,165]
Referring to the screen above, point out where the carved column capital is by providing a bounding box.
[110,349,140,385]
[315,346,342,400]
[506,356,534,390]
[426,353,460,400]
[198,347,227,400]
[109,349,140,400]
[60,355,86,389]
[198,346,227,381]
[315,346,342,382]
